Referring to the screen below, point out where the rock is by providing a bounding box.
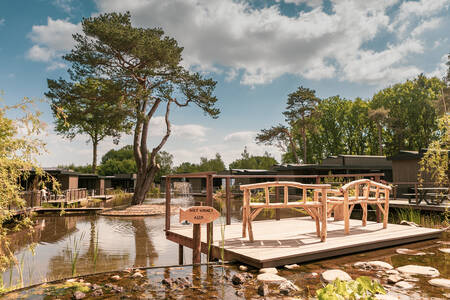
[257,284,269,296]
[92,284,102,290]
[385,270,400,275]
[354,261,393,270]
[232,274,246,285]
[235,290,244,297]
[132,272,144,278]
[439,248,450,254]
[259,267,278,274]
[111,275,121,281]
[284,264,300,270]
[239,265,248,271]
[429,278,450,289]
[437,241,450,245]
[92,289,103,297]
[394,281,414,289]
[387,275,402,284]
[396,248,426,256]
[279,280,300,295]
[400,220,420,227]
[321,270,352,283]
[256,273,287,283]
[73,291,86,300]
[161,278,173,287]
[397,265,440,277]
[311,272,318,277]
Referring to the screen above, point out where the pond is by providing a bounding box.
[1,196,449,299]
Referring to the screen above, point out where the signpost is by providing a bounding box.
[179,206,220,264]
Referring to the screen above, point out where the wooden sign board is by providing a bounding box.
[180,206,220,224]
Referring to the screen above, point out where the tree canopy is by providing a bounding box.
[258,74,446,164]
[64,12,220,204]
[175,153,225,174]
[46,77,133,173]
[229,148,278,170]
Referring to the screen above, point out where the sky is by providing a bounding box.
[0,0,449,168]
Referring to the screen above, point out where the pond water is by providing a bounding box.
[1,196,449,299]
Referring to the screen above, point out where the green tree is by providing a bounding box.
[175,153,225,173]
[229,148,278,169]
[64,12,219,205]
[256,125,299,163]
[58,163,94,174]
[283,86,320,163]
[46,77,133,173]
[0,96,54,273]
[371,74,444,156]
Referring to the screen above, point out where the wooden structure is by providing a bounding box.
[240,181,329,242]
[328,179,391,234]
[179,206,220,264]
[167,217,442,268]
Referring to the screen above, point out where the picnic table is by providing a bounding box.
[406,187,448,205]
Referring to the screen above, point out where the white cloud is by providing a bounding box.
[411,17,443,36]
[426,54,448,79]
[27,45,54,62]
[26,17,81,69]
[0,18,5,26]
[149,116,209,141]
[391,0,449,36]
[276,0,323,8]
[93,0,435,86]
[224,131,257,142]
[27,0,449,83]
[53,0,74,13]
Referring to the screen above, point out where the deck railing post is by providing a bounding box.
[165,177,171,232]
[206,174,213,261]
[275,187,280,220]
[226,177,231,225]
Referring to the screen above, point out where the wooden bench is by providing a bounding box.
[328,179,391,234]
[240,181,330,242]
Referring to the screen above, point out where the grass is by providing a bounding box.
[110,189,133,207]
[390,207,446,228]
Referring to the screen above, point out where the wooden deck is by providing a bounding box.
[166,217,442,268]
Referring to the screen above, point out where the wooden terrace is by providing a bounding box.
[164,172,444,267]
[166,217,442,268]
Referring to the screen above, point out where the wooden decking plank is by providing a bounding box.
[167,217,442,267]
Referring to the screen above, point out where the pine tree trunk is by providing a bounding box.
[377,124,382,156]
[92,141,98,173]
[302,129,307,164]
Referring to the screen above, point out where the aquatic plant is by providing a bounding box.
[92,229,99,272]
[67,232,85,276]
[316,276,385,300]
[391,208,444,228]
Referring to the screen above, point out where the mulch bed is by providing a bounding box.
[99,204,180,216]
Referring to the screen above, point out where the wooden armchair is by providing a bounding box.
[327,179,392,234]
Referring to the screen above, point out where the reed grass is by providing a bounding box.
[391,208,444,228]
[67,232,85,277]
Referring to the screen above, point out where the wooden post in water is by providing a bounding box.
[226,177,231,225]
[165,177,171,232]
[178,244,184,265]
[192,224,201,264]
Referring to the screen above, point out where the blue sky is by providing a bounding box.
[0,0,449,167]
